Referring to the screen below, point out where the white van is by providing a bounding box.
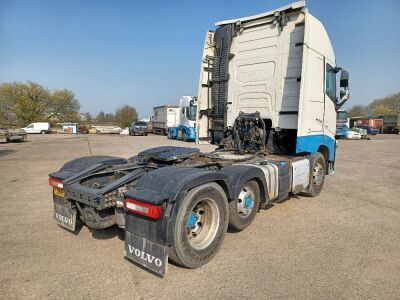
[22,122,51,134]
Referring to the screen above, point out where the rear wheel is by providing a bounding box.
[302,152,326,197]
[169,183,228,268]
[182,131,188,142]
[228,180,260,231]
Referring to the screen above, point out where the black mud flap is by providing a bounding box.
[54,203,77,231]
[125,231,168,277]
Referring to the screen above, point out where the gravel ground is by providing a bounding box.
[0,133,399,299]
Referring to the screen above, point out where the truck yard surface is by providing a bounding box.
[1,134,399,299]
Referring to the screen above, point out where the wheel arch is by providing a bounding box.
[221,165,268,205]
[317,145,329,163]
[124,166,234,245]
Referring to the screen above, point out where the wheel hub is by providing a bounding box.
[186,199,220,250]
[312,163,324,185]
[187,212,198,229]
[237,186,255,218]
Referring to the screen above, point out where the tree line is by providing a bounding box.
[84,106,139,128]
[0,81,138,128]
[347,92,400,117]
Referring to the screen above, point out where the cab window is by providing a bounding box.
[188,100,197,121]
[325,63,336,102]
[27,124,34,128]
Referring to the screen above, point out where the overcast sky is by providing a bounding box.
[1,0,399,118]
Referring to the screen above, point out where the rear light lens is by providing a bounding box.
[125,198,162,220]
[48,177,64,189]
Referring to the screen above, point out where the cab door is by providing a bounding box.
[324,62,337,137]
[25,124,34,133]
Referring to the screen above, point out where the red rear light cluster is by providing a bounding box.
[125,198,162,220]
[48,177,64,189]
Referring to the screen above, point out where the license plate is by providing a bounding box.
[125,231,168,277]
[53,187,64,197]
[54,203,77,231]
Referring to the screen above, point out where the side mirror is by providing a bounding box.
[340,70,349,88]
[336,68,350,110]
[340,89,350,101]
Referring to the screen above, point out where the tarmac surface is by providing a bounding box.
[0,133,399,299]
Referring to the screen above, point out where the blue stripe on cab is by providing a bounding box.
[296,135,336,161]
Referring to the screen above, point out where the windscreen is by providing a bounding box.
[337,111,348,121]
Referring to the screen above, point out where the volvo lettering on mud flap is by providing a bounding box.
[55,212,73,226]
[125,231,168,277]
[127,244,163,267]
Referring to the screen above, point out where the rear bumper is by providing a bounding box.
[132,129,148,135]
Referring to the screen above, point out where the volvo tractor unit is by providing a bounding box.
[49,1,349,277]
[167,96,197,141]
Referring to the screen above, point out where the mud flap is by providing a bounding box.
[125,231,168,277]
[54,203,77,231]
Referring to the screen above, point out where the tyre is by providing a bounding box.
[167,130,172,139]
[169,182,229,269]
[228,180,260,231]
[182,131,188,142]
[301,152,326,197]
[41,130,45,134]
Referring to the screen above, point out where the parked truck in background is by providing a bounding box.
[152,105,180,135]
[167,96,197,141]
[383,114,400,134]
[335,109,349,138]
[49,1,349,277]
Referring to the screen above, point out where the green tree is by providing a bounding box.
[104,113,115,124]
[47,89,80,122]
[347,104,368,117]
[1,81,50,126]
[0,83,17,124]
[95,111,106,123]
[83,112,93,122]
[95,111,114,124]
[369,92,400,116]
[115,105,138,128]
[0,81,81,126]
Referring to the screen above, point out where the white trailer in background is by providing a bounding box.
[152,105,180,135]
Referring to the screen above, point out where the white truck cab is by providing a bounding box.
[22,122,51,134]
[197,1,349,172]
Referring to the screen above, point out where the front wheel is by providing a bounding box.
[41,130,45,134]
[301,152,326,197]
[228,180,260,231]
[169,183,228,269]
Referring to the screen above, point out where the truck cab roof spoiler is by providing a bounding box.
[215,0,305,26]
